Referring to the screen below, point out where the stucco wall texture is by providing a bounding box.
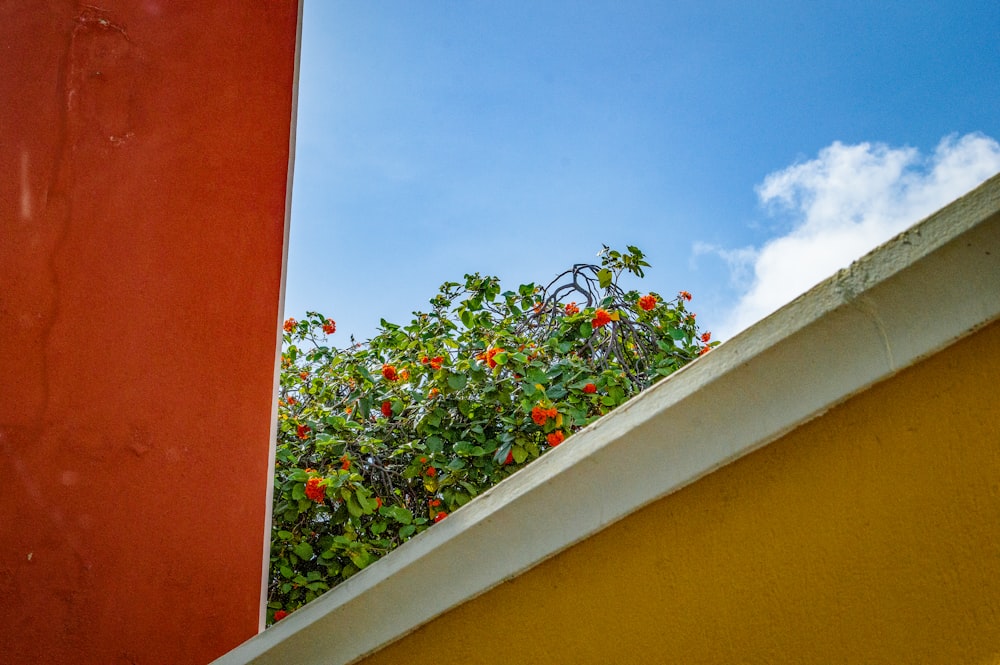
[361,319,1000,664]
[0,3,298,663]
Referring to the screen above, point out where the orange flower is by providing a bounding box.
[564,302,580,315]
[699,345,712,356]
[583,383,597,394]
[428,498,441,507]
[531,404,559,426]
[485,347,503,368]
[679,291,692,301]
[701,331,712,343]
[375,497,383,509]
[340,455,351,470]
[638,294,657,311]
[429,356,444,370]
[286,396,297,405]
[433,512,448,523]
[296,424,310,440]
[420,457,428,464]
[427,387,440,399]
[421,356,429,364]
[283,318,296,332]
[533,302,543,313]
[591,309,612,328]
[305,476,325,503]
[322,319,336,335]
[299,371,309,381]
[425,466,437,477]
[381,400,392,418]
[382,364,398,381]
[399,369,410,381]
[547,431,565,447]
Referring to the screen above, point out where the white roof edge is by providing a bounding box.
[214,174,1000,665]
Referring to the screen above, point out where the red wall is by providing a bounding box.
[0,3,299,663]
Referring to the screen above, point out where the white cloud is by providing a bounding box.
[714,133,1000,339]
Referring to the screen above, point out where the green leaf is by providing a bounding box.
[447,373,468,390]
[547,384,567,400]
[598,268,613,289]
[345,493,363,518]
[293,541,314,560]
[387,505,413,525]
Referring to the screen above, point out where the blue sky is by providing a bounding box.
[285,1,1000,343]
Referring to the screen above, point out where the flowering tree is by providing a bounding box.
[269,246,717,622]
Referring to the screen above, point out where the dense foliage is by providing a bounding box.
[269,246,717,622]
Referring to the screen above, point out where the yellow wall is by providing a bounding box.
[360,319,1000,664]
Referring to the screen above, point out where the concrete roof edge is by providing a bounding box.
[213,173,1000,665]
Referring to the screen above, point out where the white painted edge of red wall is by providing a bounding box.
[260,0,305,633]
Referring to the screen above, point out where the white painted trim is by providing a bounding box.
[259,0,305,632]
[215,174,1000,664]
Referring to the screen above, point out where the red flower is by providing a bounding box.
[299,372,309,381]
[296,424,310,440]
[381,400,392,418]
[531,404,559,426]
[699,346,712,356]
[679,290,692,301]
[273,610,289,621]
[382,364,398,381]
[429,356,444,370]
[421,356,429,364]
[638,294,657,311]
[583,383,597,394]
[484,347,503,368]
[286,396,297,406]
[283,318,296,332]
[375,497,383,509]
[564,302,580,315]
[305,477,325,503]
[701,331,712,343]
[428,498,441,507]
[504,451,514,465]
[425,466,437,477]
[547,431,565,447]
[420,457,428,464]
[591,309,612,328]
[433,512,448,523]
[322,319,336,335]
[340,455,351,471]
